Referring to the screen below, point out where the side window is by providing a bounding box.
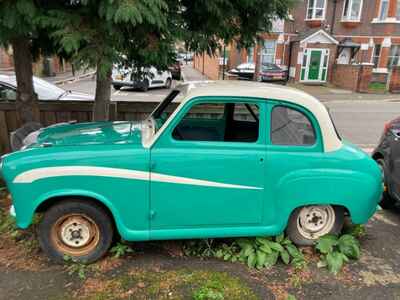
[233,103,259,122]
[0,84,17,101]
[271,105,316,146]
[172,102,259,143]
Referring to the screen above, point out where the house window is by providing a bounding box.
[307,0,326,20]
[388,45,400,68]
[342,0,363,21]
[372,44,381,68]
[247,47,254,63]
[397,0,400,20]
[379,0,389,20]
[261,40,276,64]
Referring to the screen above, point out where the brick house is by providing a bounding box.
[194,0,400,90]
[0,47,72,76]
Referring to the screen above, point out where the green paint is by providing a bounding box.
[308,50,322,81]
[1,96,382,242]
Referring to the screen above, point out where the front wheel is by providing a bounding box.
[38,200,114,263]
[286,205,344,246]
[377,158,396,209]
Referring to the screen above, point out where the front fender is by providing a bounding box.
[274,168,382,227]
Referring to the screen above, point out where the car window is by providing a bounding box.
[233,103,259,122]
[0,84,17,101]
[172,102,259,143]
[271,105,316,146]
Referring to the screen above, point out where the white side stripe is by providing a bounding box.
[13,166,263,190]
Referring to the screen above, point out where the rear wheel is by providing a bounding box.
[377,158,396,209]
[286,205,344,246]
[113,85,121,90]
[38,200,114,263]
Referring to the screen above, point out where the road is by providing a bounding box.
[61,77,400,150]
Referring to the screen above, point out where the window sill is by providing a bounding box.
[371,17,400,24]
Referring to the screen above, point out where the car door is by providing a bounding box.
[149,97,266,238]
[265,101,323,225]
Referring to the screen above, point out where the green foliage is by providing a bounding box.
[109,242,134,258]
[193,286,224,300]
[344,224,366,239]
[316,234,360,275]
[63,255,88,280]
[184,234,305,270]
[234,235,306,269]
[286,294,297,300]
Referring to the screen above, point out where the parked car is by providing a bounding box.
[112,66,172,92]
[372,117,400,208]
[228,62,255,79]
[1,81,382,263]
[0,74,93,101]
[169,60,182,80]
[258,63,287,84]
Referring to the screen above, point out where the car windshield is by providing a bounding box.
[150,90,183,132]
[32,77,66,99]
[262,64,279,71]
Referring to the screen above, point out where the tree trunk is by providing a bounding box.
[93,62,112,121]
[11,37,40,124]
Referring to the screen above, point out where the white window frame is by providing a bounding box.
[397,0,400,20]
[371,44,382,68]
[261,40,277,65]
[342,0,363,21]
[388,45,400,68]
[378,0,389,21]
[306,0,327,20]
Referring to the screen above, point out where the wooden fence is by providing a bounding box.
[0,100,163,154]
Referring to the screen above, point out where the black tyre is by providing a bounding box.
[141,79,149,92]
[377,158,396,209]
[165,78,172,89]
[286,205,344,246]
[38,200,114,263]
[113,85,121,90]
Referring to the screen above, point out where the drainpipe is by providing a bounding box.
[286,41,294,82]
[330,0,337,34]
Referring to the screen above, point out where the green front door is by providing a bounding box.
[308,50,322,80]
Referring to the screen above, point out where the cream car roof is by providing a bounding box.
[147,81,342,152]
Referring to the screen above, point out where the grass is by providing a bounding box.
[368,82,387,92]
[76,269,259,300]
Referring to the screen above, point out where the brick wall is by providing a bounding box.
[332,64,373,92]
[193,52,220,80]
[0,48,13,70]
[389,67,400,93]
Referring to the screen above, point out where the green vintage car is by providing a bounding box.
[1,81,382,263]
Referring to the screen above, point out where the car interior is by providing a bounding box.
[171,102,315,146]
[172,102,259,143]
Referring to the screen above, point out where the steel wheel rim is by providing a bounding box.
[296,205,336,240]
[51,213,100,257]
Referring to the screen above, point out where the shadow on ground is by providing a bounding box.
[1,193,400,300]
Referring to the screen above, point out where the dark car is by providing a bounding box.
[169,60,182,80]
[372,117,400,208]
[258,63,287,84]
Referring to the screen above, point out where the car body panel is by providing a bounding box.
[1,82,382,242]
[112,66,172,90]
[0,74,93,101]
[373,119,400,201]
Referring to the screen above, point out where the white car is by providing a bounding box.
[229,63,255,79]
[0,74,93,101]
[112,66,172,92]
